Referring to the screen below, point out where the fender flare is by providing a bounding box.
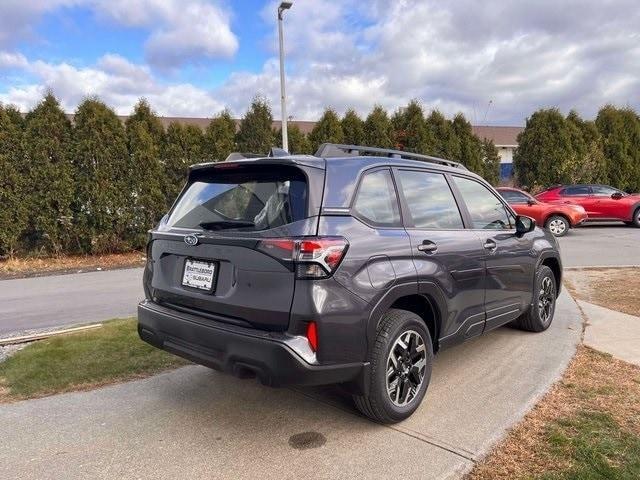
[365,282,447,352]
[535,250,562,296]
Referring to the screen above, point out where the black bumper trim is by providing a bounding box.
[137,301,366,388]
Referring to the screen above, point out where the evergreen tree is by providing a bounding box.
[236,96,274,154]
[513,108,575,189]
[22,92,74,254]
[341,109,365,145]
[595,105,640,191]
[481,139,501,186]
[451,113,483,174]
[204,109,236,161]
[163,122,204,204]
[274,124,312,154]
[3,105,25,130]
[425,110,461,159]
[391,100,433,153]
[72,98,131,253]
[363,105,393,148]
[125,99,167,248]
[566,110,607,184]
[309,108,344,151]
[0,105,26,256]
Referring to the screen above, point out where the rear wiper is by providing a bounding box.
[199,220,255,231]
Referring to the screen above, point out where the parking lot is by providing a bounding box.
[4,223,637,479]
[557,223,640,267]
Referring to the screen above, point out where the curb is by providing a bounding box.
[0,324,103,346]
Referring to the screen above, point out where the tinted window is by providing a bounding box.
[453,176,513,230]
[397,170,463,229]
[499,190,530,204]
[167,166,307,231]
[353,169,401,227]
[591,185,621,196]
[561,186,591,196]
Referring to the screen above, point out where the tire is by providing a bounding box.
[353,309,433,424]
[545,215,570,237]
[631,207,640,228]
[512,265,557,332]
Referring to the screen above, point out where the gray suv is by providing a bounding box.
[138,144,561,423]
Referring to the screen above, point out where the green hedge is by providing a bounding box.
[514,106,640,192]
[0,94,501,257]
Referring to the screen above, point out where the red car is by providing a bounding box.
[497,187,587,237]
[535,184,640,227]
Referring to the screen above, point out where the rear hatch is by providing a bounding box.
[147,161,324,331]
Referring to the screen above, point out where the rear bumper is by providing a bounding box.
[137,300,366,389]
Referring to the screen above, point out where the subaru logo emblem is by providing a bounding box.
[184,234,199,246]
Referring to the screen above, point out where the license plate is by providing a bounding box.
[182,259,217,291]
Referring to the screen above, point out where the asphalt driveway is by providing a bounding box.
[0,268,143,336]
[0,291,581,480]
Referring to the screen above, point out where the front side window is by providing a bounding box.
[166,166,308,231]
[591,185,622,196]
[561,186,591,196]
[396,170,463,229]
[453,176,513,230]
[353,169,401,227]
[499,190,531,204]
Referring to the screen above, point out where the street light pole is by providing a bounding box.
[278,2,292,152]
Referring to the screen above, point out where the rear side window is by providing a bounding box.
[453,176,514,230]
[167,166,308,231]
[353,169,401,227]
[396,170,463,229]
[561,186,591,196]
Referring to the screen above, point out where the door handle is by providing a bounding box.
[417,241,438,253]
[483,239,497,251]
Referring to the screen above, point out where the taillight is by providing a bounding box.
[257,236,348,279]
[306,322,318,352]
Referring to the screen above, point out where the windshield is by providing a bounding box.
[166,166,308,231]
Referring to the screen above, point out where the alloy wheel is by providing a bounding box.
[386,330,427,407]
[538,276,555,324]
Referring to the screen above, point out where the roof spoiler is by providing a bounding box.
[223,147,290,162]
[315,143,466,170]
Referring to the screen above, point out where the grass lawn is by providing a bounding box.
[0,319,189,402]
[468,346,640,479]
[564,267,640,317]
[0,251,145,279]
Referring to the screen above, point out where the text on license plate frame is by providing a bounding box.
[182,258,217,292]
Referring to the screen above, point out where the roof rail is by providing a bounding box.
[315,143,467,170]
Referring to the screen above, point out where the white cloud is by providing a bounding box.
[0,54,224,116]
[0,0,238,68]
[2,0,640,124]
[0,51,29,69]
[92,0,238,68]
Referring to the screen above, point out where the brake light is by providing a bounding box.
[257,236,348,279]
[306,322,318,352]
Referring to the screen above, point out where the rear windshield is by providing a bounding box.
[166,166,308,231]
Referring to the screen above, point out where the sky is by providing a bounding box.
[0,0,638,125]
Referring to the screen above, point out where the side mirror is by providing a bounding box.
[611,192,623,200]
[527,199,535,206]
[515,215,536,236]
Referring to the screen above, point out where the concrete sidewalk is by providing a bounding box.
[0,291,582,480]
[578,300,640,367]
